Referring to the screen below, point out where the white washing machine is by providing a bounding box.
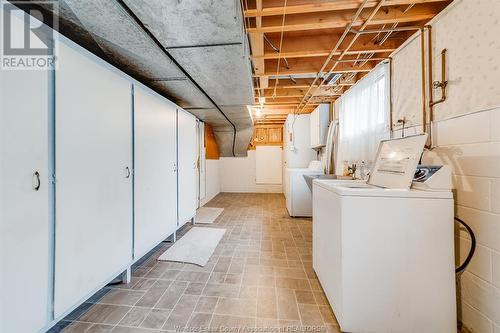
[313,181,456,333]
[285,161,323,217]
[312,135,456,333]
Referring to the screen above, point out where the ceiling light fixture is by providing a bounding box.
[256,108,262,117]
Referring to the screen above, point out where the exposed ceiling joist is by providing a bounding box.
[255,58,375,77]
[253,34,400,60]
[244,0,453,120]
[244,0,449,17]
[246,3,446,33]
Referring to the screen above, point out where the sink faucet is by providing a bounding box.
[347,163,357,178]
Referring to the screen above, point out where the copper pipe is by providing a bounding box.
[430,49,448,107]
[421,28,427,135]
[389,57,394,135]
[426,24,434,149]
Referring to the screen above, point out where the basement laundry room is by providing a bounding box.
[0,0,499,332]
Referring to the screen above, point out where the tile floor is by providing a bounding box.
[48,193,340,333]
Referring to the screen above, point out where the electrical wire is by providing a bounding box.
[455,217,476,274]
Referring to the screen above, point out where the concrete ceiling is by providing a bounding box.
[24,0,255,156]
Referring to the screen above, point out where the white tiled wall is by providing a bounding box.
[392,108,500,332]
[389,0,500,330]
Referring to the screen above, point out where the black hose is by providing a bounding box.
[455,217,476,274]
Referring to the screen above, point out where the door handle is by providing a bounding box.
[173,163,177,172]
[32,171,41,191]
[125,167,131,179]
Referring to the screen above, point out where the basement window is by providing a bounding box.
[336,63,390,172]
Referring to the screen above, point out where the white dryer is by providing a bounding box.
[285,161,322,217]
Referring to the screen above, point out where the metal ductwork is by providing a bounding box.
[17,0,255,156]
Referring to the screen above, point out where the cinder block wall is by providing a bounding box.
[390,0,500,331]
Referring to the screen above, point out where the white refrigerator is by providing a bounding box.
[282,114,318,182]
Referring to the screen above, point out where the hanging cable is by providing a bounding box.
[455,217,476,274]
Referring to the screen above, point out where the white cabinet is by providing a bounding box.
[54,42,133,317]
[283,114,317,168]
[310,104,330,148]
[177,110,197,227]
[0,39,51,333]
[133,85,177,259]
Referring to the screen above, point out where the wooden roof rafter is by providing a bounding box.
[244,0,452,120]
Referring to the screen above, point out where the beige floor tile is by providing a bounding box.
[140,308,171,329]
[195,296,219,313]
[144,264,169,279]
[155,281,189,309]
[162,295,198,330]
[136,280,173,308]
[213,257,232,273]
[297,304,324,326]
[99,289,145,306]
[202,283,240,297]
[239,285,258,299]
[208,272,226,284]
[176,271,211,283]
[62,321,93,332]
[79,304,131,325]
[83,324,113,333]
[119,307,151,327]
[256,288,277,319]
[324,324,342,333]
[111,326,158,333]
[210,314,256,329]
[318,306,338,325]
[313,291,329,306]
[228,261,245,274]
[214,297,257,317]
[276,288,300,321]
[161,269,181,280]
[276,277,311,290]
[294,290,316,305]
[86,324,114,333]
[132,279,157,291]
[186,313,212,329]
[185,282,205,295]
[53,194,338,332]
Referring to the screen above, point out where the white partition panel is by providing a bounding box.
[198,121,206,207]
[177,110,197,227]
[54,42,133,317]
[0,20,50,333]
[134,85,177,259]
[256,146,282,184]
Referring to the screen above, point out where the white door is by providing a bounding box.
[134,85,177,259]
[0,32,50,333]
[54,42,133,317]
[177,110,197,227]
